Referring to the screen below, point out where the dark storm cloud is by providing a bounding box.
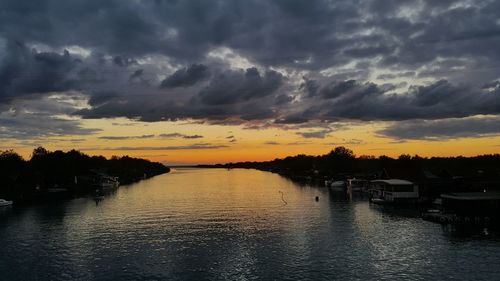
[113,56,137,67]
[379,116,500,140]
[2,0,500,70]
[482,80,500,90]
[160,64,209,88]
[195,68,284,105]
[0,40,80,101]
[77,75,500,127]
[76,65,285,123]
[275,94,294,105]
[300,78,320,97]
[87,92,119,106]
[129,69,144,80]
[301,79,500,121]
[319,80,358,99]
[2,0,500,137]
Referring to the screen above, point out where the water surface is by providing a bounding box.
[1,168,500,280]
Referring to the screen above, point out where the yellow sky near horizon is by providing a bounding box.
[2,117,499,165]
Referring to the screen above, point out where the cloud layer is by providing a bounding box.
[1,0,500,141]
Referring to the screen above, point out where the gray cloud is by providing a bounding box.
[296,129,332,139]
[76,66,284,123]
[326,138,365,145]
[1,0,500,72]
[377,72,415,80]
[159,133,203,139]
[94,143,228,150]
[160,64,209,88]
[379,116,500,140]
[0,95,99,139]
[195,67,284,105]
[0,41,80,102]
[296,79,500,121]
[1,0,500,137]
[98,134,155,140]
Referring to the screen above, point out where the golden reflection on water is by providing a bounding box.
[2,168,500,280]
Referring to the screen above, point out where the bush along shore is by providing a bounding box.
[0,147,170,204]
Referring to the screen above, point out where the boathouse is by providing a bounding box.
[441,192,500,217]
[370,179,419,203]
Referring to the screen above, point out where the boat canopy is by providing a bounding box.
[441,192,500,201]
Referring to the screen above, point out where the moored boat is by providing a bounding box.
[95,175,120,190]
[326,180,346,191]
[369,179,419,205]
[0,199,13,207]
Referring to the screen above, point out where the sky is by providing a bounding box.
[1,0,500,164]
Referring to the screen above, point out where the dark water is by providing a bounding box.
[1,168,500,280]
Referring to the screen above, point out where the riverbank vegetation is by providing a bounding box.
[201,146,500,198]
[0,147,170,203]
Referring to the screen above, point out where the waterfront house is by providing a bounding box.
[369,179,419,204]
[378,167,464,202]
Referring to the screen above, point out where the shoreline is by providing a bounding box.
[8,170,170,207]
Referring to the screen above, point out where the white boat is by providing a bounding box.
[0,199,13,207]
[370,198,387,205]
[327,180,346,191]
[97,176,120,190]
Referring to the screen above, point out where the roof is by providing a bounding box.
[441,192,500,201]
[371,179,413,185]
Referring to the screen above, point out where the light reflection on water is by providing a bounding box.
[1,168,500,280]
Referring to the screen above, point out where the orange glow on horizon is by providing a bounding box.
[3,118,499,165]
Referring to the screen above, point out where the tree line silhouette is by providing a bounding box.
[202,146,500,195]
[0,147,170,202]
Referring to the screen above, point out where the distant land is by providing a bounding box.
[0,147,170,204]
[200,146,500,201]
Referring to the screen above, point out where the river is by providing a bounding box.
[1,168,500,280]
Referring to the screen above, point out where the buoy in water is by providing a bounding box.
[315,196,319,201]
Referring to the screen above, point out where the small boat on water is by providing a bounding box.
[325,180,346,191]
[331,181,346,191]
[95,176,120,190]
[0,199,13,207]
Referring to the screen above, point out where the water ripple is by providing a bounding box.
[1,168,500,280]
